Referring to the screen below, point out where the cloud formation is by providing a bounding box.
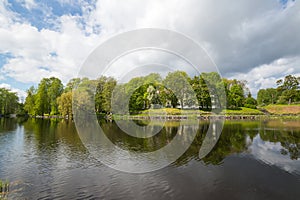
[0,0,299,97]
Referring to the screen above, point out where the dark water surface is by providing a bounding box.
[0,118,299,199]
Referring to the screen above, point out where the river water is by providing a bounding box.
[0,118,299,199]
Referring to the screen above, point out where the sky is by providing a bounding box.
[0,0,300,100]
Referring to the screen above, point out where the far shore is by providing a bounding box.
[4,105,299,121]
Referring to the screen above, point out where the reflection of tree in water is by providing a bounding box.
[100,120,300,166]
[175,122,253,166]
[5,118,299,168]
[259,125,300,160]
[185,121,299,166]
[22,118,88,159]
[100,120,178,152]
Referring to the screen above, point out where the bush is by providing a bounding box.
[227,105,242,110]
[244,104,257,109]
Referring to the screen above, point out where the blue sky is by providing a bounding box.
[0,0,299,99]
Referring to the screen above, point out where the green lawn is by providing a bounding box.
[139,107,263,116]
[221,107,264,115]
[141,108,210,116]
[262,104,300,115]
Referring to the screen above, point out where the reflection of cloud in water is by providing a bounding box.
[249,135,300,175]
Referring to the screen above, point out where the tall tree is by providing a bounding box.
[276,75,300,104]
[48,77,63,115]
[0,88,19,115]
[163,71,194,109]
[257,88,278,105]
[24,86,36,115]
[190,75,211,109]
[57,91,72,118]
[95,76,117,113]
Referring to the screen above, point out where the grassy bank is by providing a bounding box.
[262,104,300,115]
[112,106,300,120]
[221,107,263,115]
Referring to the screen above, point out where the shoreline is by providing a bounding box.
[2,113,299,121]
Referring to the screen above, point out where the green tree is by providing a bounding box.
[57,91,72,118]
[163,71,194,109]
[223,79,247,108]
[276,75,300,104]
[95,76,117,113]
[64,78,81,92]
[201,72,226,109]
[48,77,63,115]
[32,77,63,116]
[35,78,50,115]
[257,88,278,105]
[24,86,36,115]
[0,88,19,115]
[190,75,211,110]
[244,93,257,109]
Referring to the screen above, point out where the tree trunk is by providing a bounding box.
[180,99,183,109]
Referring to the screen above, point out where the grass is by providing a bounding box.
[0,179,9,199]
[113,105,300,119]
[141,108,211,116]
[221,107,264,115]
[263,104,300,115]
[118,107,263,117]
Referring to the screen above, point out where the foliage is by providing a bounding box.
[276,75,300,104]
[244,93,257,109]
[257,88,278,105]
[258,75,300,106]
[189,75,211,109]
[222,107,263,115]
[163,71,195,109]
[226,79,246,108]
[24,77,63,116]
[263,104,300,115]
[18,72,300,117]
[0,179,9,199]
[0,88,19,115]
[57,91,72,118]
[95,76,117,113]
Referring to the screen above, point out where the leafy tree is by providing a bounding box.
[64,78,81,92]
[201,72,226,109]
[95,76,117,113]
[223,79,247,108]
[244,93,257,109]
[57,91,72,118]
[0,88,19,115]
[163,71,194,109]
[72,78,97,116]
[190,75,211,110]
[24,86,36,115]
[35,78,50,115]
[257,88,278,105]
[276,75,300,104]
[48,77,63,115]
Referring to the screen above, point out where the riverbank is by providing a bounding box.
[4,106,299,121]
[113,107,300,120]
[262,104,300,115]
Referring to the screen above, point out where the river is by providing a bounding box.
[0,118,299,199]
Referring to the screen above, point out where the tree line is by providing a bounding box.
[0,71,295,117]
[0,88,21,116]
[257,75,300,105]
[20,71,261,117]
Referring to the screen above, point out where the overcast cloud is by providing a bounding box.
[0,0,299,98]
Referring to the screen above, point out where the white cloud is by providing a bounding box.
[21,0,37,10]
[229,56,300,97]
[0,83,26,101]
[0,0,300,95]
[249,134,300,175]
[0,14,101,84]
